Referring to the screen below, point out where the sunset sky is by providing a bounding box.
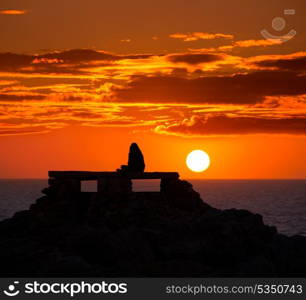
[0,0,306,179]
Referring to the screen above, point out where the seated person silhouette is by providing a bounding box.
[118,143,145,173]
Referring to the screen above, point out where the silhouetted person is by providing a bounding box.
[128,143,145,172]
[117,143,145,173]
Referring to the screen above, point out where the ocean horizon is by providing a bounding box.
[0,179,305,237]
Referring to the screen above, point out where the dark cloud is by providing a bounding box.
[253,55,306,72]
[0,53,33,70]
[0,49,155,74]
[38,49,154,63]
[0,52,78,74]
[114,71,306,104]
[0,93,45,101]
[167,53,222,65]
[15,77,93,87]
[157,115,306,136]
[41,49,116,63]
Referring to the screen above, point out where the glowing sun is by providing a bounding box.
[186,150,210,173]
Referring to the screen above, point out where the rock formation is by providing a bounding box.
[0,171,305,277]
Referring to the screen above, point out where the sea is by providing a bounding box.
[0,179,305,237]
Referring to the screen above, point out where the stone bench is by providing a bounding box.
[48,171,180,194]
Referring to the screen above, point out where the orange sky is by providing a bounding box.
[0,0,306,179]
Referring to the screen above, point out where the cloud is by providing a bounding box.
[32,58,64,64]
[0,49,157,77]
[1,50,306,107]
[249,52,306,72]
[0,93,45,101]
[40,49,153,63]
[0,9,28,15]
[0,53,33,70]
[170,32,233,42]
[155,115,306,136]
[0,51,106,76]
[113,71,306,104]
[189,38,284,53]
[0,100,178,136]
[41,49,117,63]
[167,53,223,65]
[234,39,283,48]
[2,48,303,85]
[1,48,306,137]
[0,80,17,86]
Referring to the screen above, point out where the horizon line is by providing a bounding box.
[1,177,306,181]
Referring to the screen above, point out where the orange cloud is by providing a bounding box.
[0,99,183,136]
[170,32,233,42]
[32,58,64,64]
[1,48,306,137]
[245,52,306,71]
[155,114,306,137]
[234,39,283,48]
[0,80,17,86]
[0,9,28,15]
[190,38,284,53]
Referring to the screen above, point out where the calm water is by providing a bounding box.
[0,179,305,236]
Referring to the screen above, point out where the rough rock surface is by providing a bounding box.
[0,178,305,277]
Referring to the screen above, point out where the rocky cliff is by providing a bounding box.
[0,178,305,277]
